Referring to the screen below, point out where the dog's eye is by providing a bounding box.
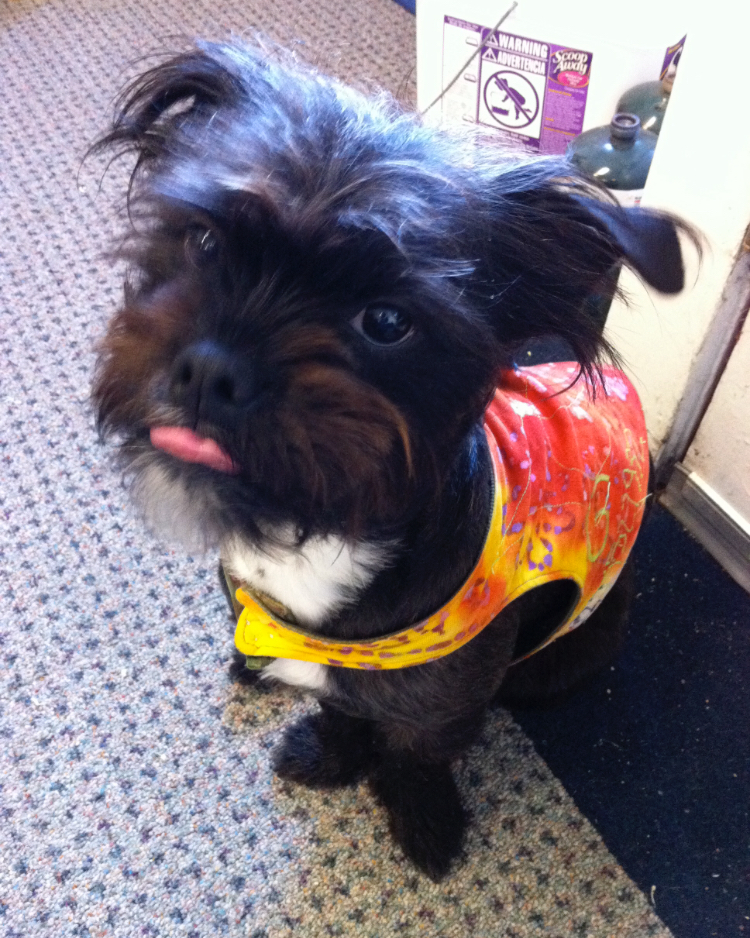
[352,306,413,346]
[184,226,219,266]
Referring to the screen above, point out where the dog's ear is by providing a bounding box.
[90,43,248,168]
[573,196,685,294]
[472,162,695,371]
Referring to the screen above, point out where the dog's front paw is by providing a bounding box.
[227,650,269,688]
[371,757,467,882]
[273,708,373,788]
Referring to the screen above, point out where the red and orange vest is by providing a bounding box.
[232,363,650,669]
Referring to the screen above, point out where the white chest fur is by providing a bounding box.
[222,531,392,692]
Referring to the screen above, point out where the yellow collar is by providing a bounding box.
[231,427,505,671]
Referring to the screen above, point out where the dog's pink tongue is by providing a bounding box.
[150,426,238,474]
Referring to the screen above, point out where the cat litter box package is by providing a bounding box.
[416,0,687,155]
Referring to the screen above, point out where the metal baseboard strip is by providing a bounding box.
[659,464,750,595]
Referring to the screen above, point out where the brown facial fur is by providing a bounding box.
[93,280,196,433]
[243,361,413,530]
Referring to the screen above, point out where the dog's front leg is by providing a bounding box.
[272,701,375,787]
[369,711,488,882]
[370,744,467,882]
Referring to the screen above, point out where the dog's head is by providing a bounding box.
[92,41,686,551]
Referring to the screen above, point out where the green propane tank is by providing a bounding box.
[567,112,658,208]
[616,72,674,136]
[567,112,658,326]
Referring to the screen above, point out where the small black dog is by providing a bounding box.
[92,41,689,880]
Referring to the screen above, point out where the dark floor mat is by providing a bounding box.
[511,506,750,938]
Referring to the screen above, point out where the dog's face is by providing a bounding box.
[93,42,685,551]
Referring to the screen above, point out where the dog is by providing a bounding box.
[91,40,690,880]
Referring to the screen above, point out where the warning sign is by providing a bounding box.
[441,17,593,155]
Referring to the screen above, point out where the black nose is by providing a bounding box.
[169,340,254,424]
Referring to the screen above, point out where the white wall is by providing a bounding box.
[683,320,750,525]
[605,2,750,458]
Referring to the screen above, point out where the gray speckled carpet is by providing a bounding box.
[0,1,673,935]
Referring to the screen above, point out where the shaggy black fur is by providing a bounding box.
[91,40,692,880]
